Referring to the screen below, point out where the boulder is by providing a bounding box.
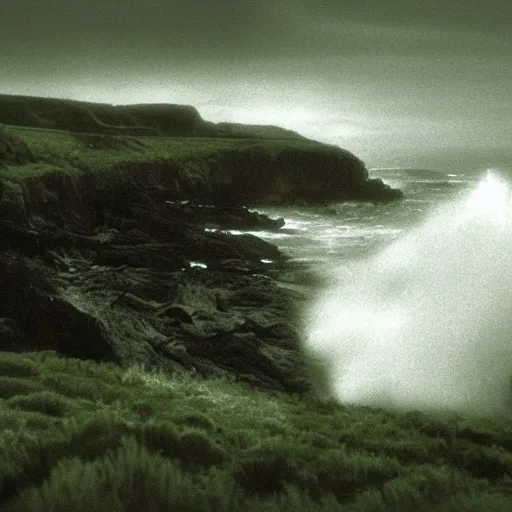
[351,177,404,202]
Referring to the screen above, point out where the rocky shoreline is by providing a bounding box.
[0,95,403,393]
[0,197,317,392]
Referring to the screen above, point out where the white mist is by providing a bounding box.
[306,172,512,416]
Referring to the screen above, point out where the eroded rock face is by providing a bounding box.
[209,146,371,205]
[351,178,404,202]
[0,180,311,392]
[0,100,402,392]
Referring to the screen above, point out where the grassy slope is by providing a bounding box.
[0,125,328,181]
[2,351,512,511]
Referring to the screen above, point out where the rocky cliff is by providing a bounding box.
[0,94,401,392]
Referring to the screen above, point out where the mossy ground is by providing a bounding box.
[1,350,512,511]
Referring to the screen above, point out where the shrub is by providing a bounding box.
[4,436,235,512]
[234,439,311,496]
[0,376,43,398]
[0,353,39,378]
[6,391,74,417]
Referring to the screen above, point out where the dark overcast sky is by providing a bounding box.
[1,1,511,168]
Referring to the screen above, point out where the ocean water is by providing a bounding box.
[253,166,512,416]
[255,169,478,265]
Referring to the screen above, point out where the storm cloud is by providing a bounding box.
[1,0,511,168]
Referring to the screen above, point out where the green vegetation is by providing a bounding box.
[0,125,324,182]
[1,350,512,511]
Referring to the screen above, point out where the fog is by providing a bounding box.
[306,173,512,416]
[1,1,510,168]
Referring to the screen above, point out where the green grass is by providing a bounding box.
[0,126,324,182]
[1,350,512,510]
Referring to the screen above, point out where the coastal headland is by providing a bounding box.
[0,94,402,391]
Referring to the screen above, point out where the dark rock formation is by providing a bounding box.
[0,94,403,393]
[0,162,312,391]
[209,146,370,205]
[350,177,404,203]
[164,201,285,231]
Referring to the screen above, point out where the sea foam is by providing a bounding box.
[306,172,512,416]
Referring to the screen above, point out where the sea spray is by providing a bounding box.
[306,172,512,416]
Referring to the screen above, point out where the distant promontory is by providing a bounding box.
[0,94,402,206]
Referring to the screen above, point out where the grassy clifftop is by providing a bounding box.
[0,94,403,206]
[0,93,307,140]
[0,125,377,211]
[0,122,327,178]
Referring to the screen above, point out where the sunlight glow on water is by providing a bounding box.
[467,171,510,221]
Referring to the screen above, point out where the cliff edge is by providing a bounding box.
[0,94,401,206]
[0,94,401,391]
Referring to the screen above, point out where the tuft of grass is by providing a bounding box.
[40,372,132,405]
[0,353,40,378]
[6,391,76,417]
[0,376,44,398]
[448,440,512,481]
[136,422,226,470]
[233,437,314,496]
[433,491,512,511]
[129,399,155,420]
[313,447,402,503]
[59,413,135,461]
[4,436,236,512]
[176,429,227,470]
[169,411,217,433]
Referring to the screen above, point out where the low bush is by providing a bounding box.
[6,391,75,417]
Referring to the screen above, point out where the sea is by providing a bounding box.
[244,166,512,417]
[255,168,478,266]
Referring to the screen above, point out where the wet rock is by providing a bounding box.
[351,177,404,202]
[95,243,185,269]
[0,166,312,394]
[243,311,279,333]
[166,201,285,231]
[155,304,195,323]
